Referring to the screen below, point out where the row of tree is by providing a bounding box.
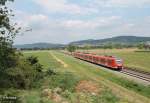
[66,43,150,53]
[19,42,149,52]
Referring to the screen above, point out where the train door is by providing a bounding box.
[101,57,106,66]
[93,56,97,63]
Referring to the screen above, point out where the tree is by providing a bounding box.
[0,0,45,89]
[26,56,38,65]
[0,0,21,70]
[0,0,22,88]
[137,43,145,49]
[67,44,76,53]
[26,56,43,72]
[0,0,14,5]
[84,44,91,52]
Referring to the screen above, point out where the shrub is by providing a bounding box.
[91,89,120,103]
[26,56,44,72]
[49,72,80,92]
[26,56,38,65]
[5,55,45,89]
[46,68,56,76]
[6,59,37,89]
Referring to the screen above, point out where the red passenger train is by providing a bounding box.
[73,52,123,70]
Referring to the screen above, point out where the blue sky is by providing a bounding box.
[9,0,150,44]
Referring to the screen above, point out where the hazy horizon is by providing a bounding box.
[13,35,150,45]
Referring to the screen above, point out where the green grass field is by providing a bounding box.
[79,49,150,73]
[23,51,61,69]
[22,50,150,103]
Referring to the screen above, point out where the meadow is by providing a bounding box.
[79,48,150,73]
[20,50,150,103]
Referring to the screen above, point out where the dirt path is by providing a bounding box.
[50,52,68,68]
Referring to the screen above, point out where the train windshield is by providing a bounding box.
[116,59,122,64]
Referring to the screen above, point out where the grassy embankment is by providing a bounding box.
[79,48,150,73]
[52,51,150,96]
[5,51,116,103]
[5,50,149,103]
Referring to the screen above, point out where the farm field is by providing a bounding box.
[22,50,150,103]
[79,49,150,73]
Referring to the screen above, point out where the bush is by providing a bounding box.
[91,89,119,103]
[46,68,56,76]
[6,59,37,89]
[26,56,43,72]
[26,56,38,65]
[5,55,45,89]
[49,72,80,92]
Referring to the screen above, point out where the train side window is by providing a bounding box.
[108,60,112,64]
[94,57,98,62]
[93,57,96,61]
[86,55,88,59]
[90,56,92,60]
[101,58,105,63]
[96,58,99,61]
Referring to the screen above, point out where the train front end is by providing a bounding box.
[115,58,123,70]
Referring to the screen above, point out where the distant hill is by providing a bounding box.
[14,43,65,49]
[14,36,150,49]
[70,36,150,46]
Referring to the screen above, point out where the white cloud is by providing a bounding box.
[107,0,150,7]
[27,14,48,22]
[14,14,124,44]
[92,0,150,7]
[14,11,49,29]
[101,16,150,36]
[61,16,121,29]
[33,0,97,15]
[146,16,150,23]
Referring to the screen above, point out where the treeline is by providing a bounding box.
[78,44,135,49]
[18,43,150,52]
[137,43,150,49]
[18,47,65,51]
[66,43,150,52]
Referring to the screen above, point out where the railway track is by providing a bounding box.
[61,51,150,83]
[120,68,150,82]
